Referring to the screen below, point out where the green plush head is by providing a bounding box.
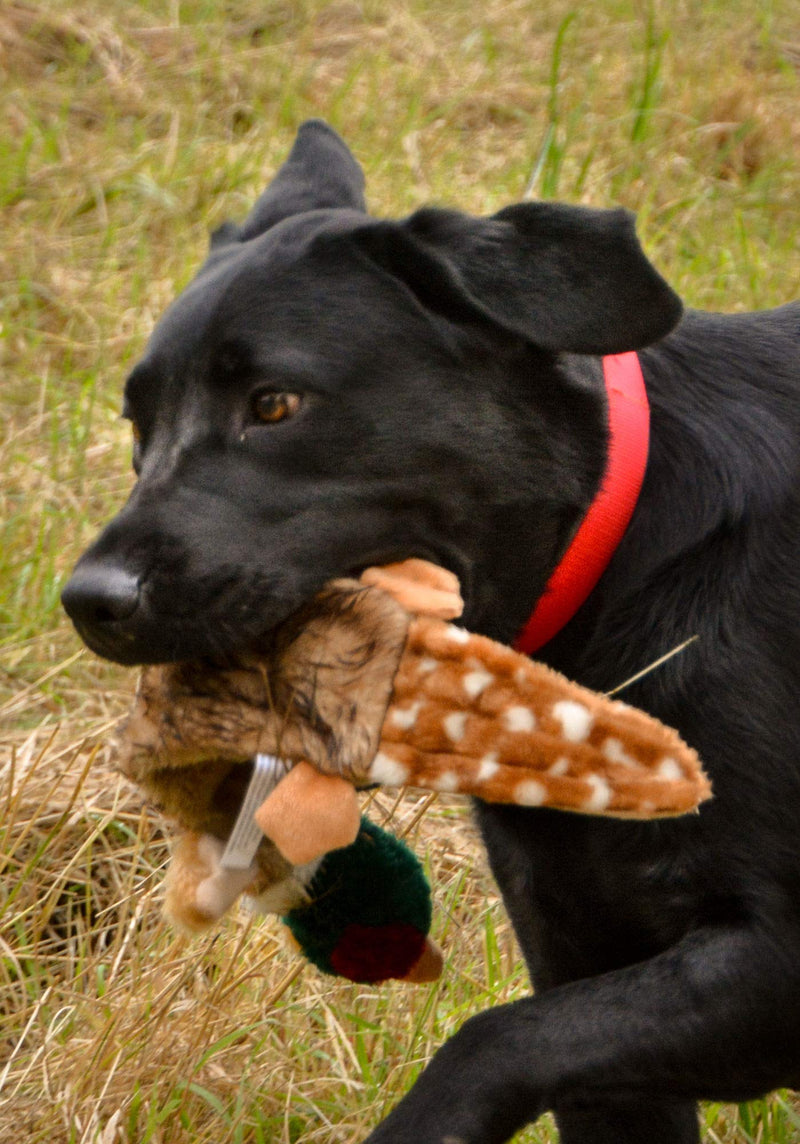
[283,818,435,983]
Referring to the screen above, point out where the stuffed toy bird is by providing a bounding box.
[283,817,441,985]
[114,559,710,983]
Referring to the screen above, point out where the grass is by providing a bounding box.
[1,1,800,1140]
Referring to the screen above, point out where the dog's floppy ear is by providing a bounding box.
[346,203,681,355]
[237,119,366,241]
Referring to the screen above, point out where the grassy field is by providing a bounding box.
[2,1,800,1141]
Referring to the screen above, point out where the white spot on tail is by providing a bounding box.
[602,738,639,768]
[504,705,536,733]
[369,752,410,786]
[583,774,612,811]
[548,756,570,777]
[656,757,683,781]
[434,771,459,792]
[390,701,422,730]
[477,753,500,782]
[445,625,470,644]
[551,700,593,743]
[514,780,547,806]
[463,668,494,699]
[444,711,468,742]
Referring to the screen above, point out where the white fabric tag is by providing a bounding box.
[220,754,292,870]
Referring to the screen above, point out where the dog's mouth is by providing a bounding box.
[62,544,469,668]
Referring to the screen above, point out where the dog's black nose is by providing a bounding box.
[61,563,141,626]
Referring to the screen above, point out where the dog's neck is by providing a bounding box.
[527,307,799,700]
[514,352,649,656]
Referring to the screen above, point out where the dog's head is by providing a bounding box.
[62,120,681,665]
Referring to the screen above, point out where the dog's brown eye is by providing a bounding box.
[252,391,301,425]
[131,421,142,444]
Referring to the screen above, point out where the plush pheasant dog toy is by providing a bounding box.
[116,559,710,982]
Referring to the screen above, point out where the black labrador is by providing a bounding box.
[62,120,800,1144]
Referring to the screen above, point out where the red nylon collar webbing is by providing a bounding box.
[513,351,649,656]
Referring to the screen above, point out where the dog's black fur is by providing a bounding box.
[62,121,800,1143]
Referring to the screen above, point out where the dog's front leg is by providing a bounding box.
[363,924,800,1144]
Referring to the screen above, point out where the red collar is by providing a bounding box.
[513,351,649,656]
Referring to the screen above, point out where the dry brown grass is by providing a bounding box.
[1,714,522,1143]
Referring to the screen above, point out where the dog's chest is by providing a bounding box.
[478,803,703,973]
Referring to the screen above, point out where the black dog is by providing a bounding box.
[62,121,800,1144]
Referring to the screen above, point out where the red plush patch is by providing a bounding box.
[329,921,426,983]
